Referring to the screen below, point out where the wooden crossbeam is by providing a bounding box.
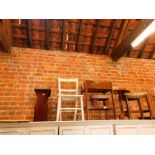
[26,20,32,48]
[62,20,68,51]
[90,19,100,53]
[114,19,129,48]
[0,20,12,53]
[148,44,155,59]
[103,19,116,54]
[77,19,85,52]
[111,19,153,61]
[137,38,149,58]
[45,19,50,50]
[126,46,132,57]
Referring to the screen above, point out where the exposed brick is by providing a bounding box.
[0,47,155,121]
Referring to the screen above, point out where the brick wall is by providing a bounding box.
[0,47,155,121]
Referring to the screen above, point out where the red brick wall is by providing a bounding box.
[0,47,155,121]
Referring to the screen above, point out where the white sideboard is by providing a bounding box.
[1,120,155,135]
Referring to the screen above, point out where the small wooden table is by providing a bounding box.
[34,88,51,121]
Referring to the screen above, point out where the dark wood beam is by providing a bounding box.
[26,20,32,48]
[114,20,130,48]
[137,38,149,58]
[62,20,67,51]
[111,19,153,61]
[45,19,50,50]
[77,19,85,52]
[148,44,155,59]
[0,20,12,53]
[90,19,100,53]
[103,19,116,54]
[126,46,132,57]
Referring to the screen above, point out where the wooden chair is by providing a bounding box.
[56,78,84,121]
[82,80,116,120]
[124,92,153,119]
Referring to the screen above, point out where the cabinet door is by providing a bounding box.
[86,125,113,135]
[59,126,85,135]
[28,126,58,135]
[0,128,26,135]
[115,125,139,135]
[139,124,155,135]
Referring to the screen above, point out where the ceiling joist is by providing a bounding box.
[45,19,50,50]
[90,19,100,53]
[26,20,32,48]
[103,19,116,54]
[62,20,68,51]
[148,44,155,59]
[0,20,12,53]
[137,39,149,58]
[77,19,85,52]
[114,20,129,48]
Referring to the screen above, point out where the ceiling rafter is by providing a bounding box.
[26,20,32,48]
[77,19,85,52]
[62,19,68,51]
[0,20,12,53]
[148,44,155,59]
[137,38,149,58]
[111,19,153,61]
[114,19,130,48]
[90,19,100,53]
[103,19,116,54]
[45,19,50,50]
[126,46,132,57]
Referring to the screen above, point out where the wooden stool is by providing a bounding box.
[124,92,153,119]
[89,94,116,120]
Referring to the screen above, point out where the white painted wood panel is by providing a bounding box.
[59,126,85,135]
[28,126,58,135]
[139,125,155,135]
[115,125,139,135]
[0,128,27,135]
[86,125,113,135]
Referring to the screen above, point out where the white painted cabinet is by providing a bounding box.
[139,125,155,135]
[0,128,27,135]
[1,121,155,135]
[59,126,85,135]
[115,125,139,135]
[28,126,58,135]
[86,125,113,135]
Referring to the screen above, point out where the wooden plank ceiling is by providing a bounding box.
[3,19,155,60]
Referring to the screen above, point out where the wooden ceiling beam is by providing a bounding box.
[103,19,116,54]
[148,44,155,59]
[137,38,149,58]
[62,20,68,51]
[77,19,85,52]
[0,20,12,53]
[114,20,130,48]
[111,19,153,61]
[126,46,132,57]
[26,20,32,48]
[45,19,50,50]
[90,19,100,53]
